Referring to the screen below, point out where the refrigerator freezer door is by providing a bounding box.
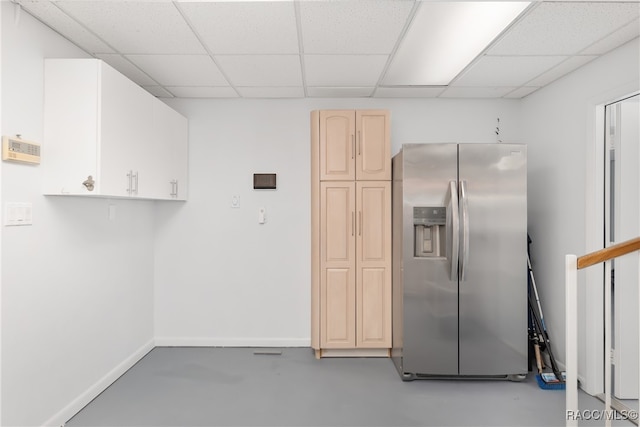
[457,143,528,376]
[401,144,459,375]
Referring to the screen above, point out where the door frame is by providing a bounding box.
[583,85,639,396]
[604,94,639,398]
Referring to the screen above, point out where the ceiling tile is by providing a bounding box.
[18,1,114,53]
[526,55,597,87]
[215,55,302,87]
[143,86,174,98]
[503,87,540,99]
[439,87,517,98]
[299,0,414,54]
[236,87,304,99]
[374,87,446,98]
[165,87,239,98]
[452,56,567,87]
[307,87,374,98]
[581,18,640,55]
[178,2,298,54]
[96,54,157,86]
[304,55,388,87]
[126,55,228,86]
[487,2,640,55]
[56,1,206,54]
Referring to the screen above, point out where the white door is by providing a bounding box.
[606,95,639,399]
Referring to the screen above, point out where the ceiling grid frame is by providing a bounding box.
[172,1,240,98]
[13,0,640,99]
[294,0,309,98]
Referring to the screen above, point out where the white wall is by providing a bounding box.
[154,97,522,345]
[1,3,156,426]
[521,37,640,393]
[4,0,637,422]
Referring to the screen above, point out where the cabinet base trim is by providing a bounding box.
[317,348,390,358]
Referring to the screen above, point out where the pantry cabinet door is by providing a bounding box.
[356,181,392,348]
[320,111,355,181]
[356,110,390,181]
[320,181,356,348]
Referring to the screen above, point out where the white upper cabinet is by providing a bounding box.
[43,59,188,200]
[149,100,189,200]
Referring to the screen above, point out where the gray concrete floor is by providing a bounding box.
[66,347,636,427]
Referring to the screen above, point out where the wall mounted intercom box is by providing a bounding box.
[2,136,41,164]
[253,173,276,189]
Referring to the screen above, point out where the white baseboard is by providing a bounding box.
[154,337,311,347]
[42,339,155,427]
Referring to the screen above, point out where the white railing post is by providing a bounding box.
[566,254,578,427]
[604,259,612,427]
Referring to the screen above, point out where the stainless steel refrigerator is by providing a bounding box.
[391,143,527,380]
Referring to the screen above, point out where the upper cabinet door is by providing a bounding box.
[319,110,390,181]
[99,63,154,198]
[356,110,390,181]
[43,59,100,195]
[148,100,189,200]
[320,110,356,181]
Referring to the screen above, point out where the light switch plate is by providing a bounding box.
[5,202,33,226]
[231,195,240,208]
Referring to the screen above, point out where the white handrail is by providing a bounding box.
[565,237,640,426]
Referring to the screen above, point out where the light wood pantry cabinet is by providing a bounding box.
[319,110,390,181]
[43,58,188,200]
[311,110,392,358]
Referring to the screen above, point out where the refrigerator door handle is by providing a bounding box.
[447,180,459,281]
[459,180,470,281]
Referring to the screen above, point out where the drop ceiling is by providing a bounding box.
[13,0,640,99]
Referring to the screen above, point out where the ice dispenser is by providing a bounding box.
[413,207,446,257]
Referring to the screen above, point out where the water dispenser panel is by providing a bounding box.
[413,207,446,226]
[414,207,446,258]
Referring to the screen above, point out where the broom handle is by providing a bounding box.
[534,341,543,373]
[528,255,547,331]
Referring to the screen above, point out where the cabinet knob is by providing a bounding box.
[82,175,95,191]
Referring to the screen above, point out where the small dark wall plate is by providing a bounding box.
[253,173,276,190]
